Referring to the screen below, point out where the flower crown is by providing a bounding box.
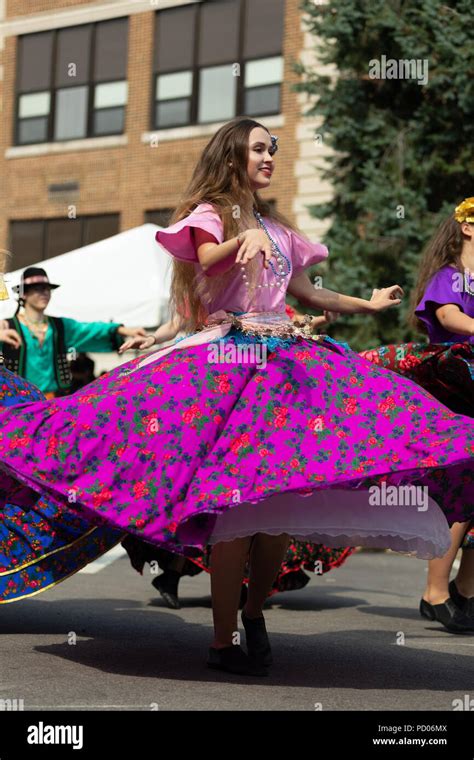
[454,197,474,224]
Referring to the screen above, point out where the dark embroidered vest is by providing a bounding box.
[1,315,73,394]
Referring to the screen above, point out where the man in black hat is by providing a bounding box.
[0,266,146,398]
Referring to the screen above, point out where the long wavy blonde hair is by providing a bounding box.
[167,117,298,331]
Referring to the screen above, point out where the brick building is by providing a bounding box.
[0,0,331,272]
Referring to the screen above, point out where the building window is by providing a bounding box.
[244,56,284,116]
[145,209,174,227]
[8,215,120,269]
[152,0,285,130]
[15,19,128,146]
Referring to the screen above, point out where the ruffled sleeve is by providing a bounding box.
[415,267,465,328]
[155,203,224,262]
[289,228,328,277]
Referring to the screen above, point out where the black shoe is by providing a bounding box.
[465,597,474,620]
[207,645,268,677]
[152,573,180,609]
[449,581,474,623]
[449,580,468,612]
[241,609,273,666]
[239,583,248,610]
[419,598,474,633]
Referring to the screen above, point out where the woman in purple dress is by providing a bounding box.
[1,118,474,678]
[360,200,474,633]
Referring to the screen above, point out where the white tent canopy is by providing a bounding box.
[0,224,172,328]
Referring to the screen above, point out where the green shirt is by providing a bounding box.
[0,317,123,393]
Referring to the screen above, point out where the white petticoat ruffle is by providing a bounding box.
[208,488,452,560]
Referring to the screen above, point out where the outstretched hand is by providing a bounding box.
[235,229,273,269]
[369,285,404,311]
[118,335,156,354]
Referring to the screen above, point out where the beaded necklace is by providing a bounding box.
[240,209,292,291]
[20,312,49,339]
[463,268,474,296]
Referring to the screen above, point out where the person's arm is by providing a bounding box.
[194,228,240,275]
[153,314,183,343]
[118,315,184,354]
[116,325,148,341]
[63,317,145,353]
[194,227,273,275]
[435,304,474,336]
[287,272,403,314]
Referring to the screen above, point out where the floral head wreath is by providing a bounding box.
[270,134,279,154]
[454,197,474,224]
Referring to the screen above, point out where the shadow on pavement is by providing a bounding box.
[1,596,472,690]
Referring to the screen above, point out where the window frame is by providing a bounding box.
[14,18,128,146]
[8,214,121,268]
[151,0,283,131]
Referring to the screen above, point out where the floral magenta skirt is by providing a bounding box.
[0,368,123,603]
[359,340,474,549]
[1,324,474,603]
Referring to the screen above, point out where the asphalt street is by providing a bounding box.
[0,549,472,711]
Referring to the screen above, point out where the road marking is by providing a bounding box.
[393,639,474,647]
[25,705,158,709]
[79,545,127,574]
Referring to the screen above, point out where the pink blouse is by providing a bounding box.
[155,203,328,315]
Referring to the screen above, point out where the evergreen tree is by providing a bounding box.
[293,0,474,349]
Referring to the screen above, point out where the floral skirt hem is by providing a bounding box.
[360,340,474,550]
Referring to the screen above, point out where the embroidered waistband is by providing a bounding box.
[203,310,324,342]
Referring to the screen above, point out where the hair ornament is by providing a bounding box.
[454,197,474,224]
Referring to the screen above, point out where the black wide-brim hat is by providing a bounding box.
[12,266,60,294]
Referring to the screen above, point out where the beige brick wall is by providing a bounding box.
[7,0,93,16]
[0,0,324,255]
[293,12,334,240]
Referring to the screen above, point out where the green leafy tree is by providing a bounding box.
[293,0,474,349]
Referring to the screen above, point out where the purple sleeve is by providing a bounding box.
[155,203,224,262]
[289,228,328,277]
[415,268,465,326]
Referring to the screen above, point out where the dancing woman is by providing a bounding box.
[360,201,474,632]
[119,305,352,609]
[1,118,474,679]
